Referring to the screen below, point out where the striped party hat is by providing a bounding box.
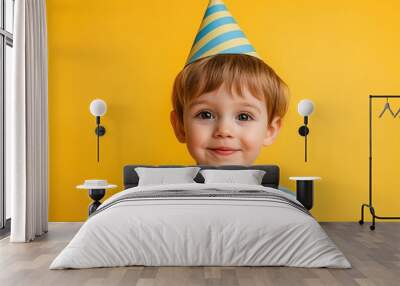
[186,0,262,66]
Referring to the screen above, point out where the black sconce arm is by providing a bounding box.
[94,116,106,162]
[298,116,310,162]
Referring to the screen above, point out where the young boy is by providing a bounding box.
[170,0,289,166]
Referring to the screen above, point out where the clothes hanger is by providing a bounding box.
[378,97,395,118]
[394,106,400,118]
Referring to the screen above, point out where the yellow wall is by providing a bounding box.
[47,0,400,222]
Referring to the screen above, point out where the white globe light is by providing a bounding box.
[297,99,314,116]
[90,99,107,116]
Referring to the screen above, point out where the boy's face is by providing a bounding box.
[171,84,282,166]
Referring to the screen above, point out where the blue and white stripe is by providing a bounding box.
[186,0,261,65]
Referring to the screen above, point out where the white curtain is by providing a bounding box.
[8,0,48,242]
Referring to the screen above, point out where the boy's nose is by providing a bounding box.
[213,119,234,138]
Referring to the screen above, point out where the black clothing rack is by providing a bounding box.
[359,95,400,230]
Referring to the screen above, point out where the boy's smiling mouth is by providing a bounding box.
[207,147,241,156]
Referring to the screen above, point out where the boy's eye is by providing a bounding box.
[197,111,214,120]
[237,113,253,121]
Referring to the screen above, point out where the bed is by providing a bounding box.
[49,165,351,269]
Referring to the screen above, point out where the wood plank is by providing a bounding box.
[0,222,399,286]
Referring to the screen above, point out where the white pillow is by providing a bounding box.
[200,169,266,185]
[135,167,201,186]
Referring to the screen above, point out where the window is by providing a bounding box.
[0,0,14,234]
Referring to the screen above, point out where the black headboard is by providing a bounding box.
[123,165,280,189]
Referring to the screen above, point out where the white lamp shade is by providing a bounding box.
[90,99,107,116]
[297,99,314,116]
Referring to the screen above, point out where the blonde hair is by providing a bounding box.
[172,54,289,125]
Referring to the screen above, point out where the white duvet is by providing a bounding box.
[50,183,351,269]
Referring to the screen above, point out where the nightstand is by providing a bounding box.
[77,180,117,216]
[289,177,321,210]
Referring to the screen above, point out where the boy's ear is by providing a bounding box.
[263,117,282,146]
[170,110,186,143]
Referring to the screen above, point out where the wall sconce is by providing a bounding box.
[297,99,314,162]
[89,99,107,162]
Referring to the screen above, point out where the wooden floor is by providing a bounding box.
[0,222,399,286]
